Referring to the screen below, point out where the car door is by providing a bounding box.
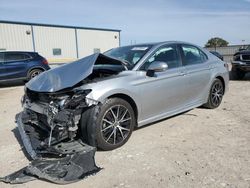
[0,53,6,80]
[137,44,189,122]
[3,52,29,79]
[179,44,212,104]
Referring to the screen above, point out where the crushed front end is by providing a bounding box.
[22,87,94,151]
[0,87,101,184]
[0,53,126,184]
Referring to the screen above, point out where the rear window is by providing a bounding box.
[4,53,31,62]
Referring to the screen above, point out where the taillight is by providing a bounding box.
[42,59,48,65]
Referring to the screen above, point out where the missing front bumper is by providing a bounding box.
[0,112,101,184]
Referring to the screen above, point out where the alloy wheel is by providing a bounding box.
[211,81,224,106]
[31,70,41,78]
[101,105,132,145]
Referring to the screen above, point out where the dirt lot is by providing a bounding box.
[0,77,250,188]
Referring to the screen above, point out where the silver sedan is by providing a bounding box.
[23,41,229,151]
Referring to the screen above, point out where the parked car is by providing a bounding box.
[231,45,250,79]
[16,41,229,158]
[0,51,50,82]
[210,51,224,61]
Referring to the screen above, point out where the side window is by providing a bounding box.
[4,53,27,63]
[23,54,31,60]
[140,45,181,70]
[0,53,4,63]
[181,45,208,65]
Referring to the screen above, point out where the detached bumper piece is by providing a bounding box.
[0,113,101,184]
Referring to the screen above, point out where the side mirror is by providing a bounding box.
[146,61,168,77]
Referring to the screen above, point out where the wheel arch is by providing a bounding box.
[28,66,46,72]
[107,93,138,124]
[26,66,46,79]
[27,66,46,75]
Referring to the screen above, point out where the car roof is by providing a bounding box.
[119,41,201,48]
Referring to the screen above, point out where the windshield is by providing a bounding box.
[247,46,250,50]
[104,45,153,68]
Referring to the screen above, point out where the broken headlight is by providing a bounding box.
[63,89,92,109]
[55,95,70,108]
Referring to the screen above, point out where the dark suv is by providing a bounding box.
[0,51,50,82]
[231,46,250,79]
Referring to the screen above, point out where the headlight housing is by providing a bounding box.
[233,54,240,61]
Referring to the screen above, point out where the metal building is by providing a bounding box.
[0,20,121,63]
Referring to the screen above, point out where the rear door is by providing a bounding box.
[179,44,212,104]
[3,52,31,79]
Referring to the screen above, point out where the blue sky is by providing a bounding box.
[0,0,250,46]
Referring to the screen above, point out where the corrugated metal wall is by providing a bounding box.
[77,29,119,57]
[33,26,77,61]
[0,23,34,51]
[0,22,120,63]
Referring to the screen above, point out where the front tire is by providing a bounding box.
[81,98,136,150]
[203,78,224,109]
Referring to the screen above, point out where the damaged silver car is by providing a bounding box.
[19,41,230,151]
[1,41,229,184]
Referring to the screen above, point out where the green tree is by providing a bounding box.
[205,37,229,49]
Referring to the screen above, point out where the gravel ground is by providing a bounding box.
[0,76,250,188]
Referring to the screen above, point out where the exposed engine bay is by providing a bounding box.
[0,53,127,184]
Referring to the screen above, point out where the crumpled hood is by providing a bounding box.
[26,53,125,93]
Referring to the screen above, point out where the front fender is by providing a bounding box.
[83,84,142,120]
[89,87,140,106]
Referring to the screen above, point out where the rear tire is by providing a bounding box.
[27,69,43,81]
[203,78,224,109]
[81,98,136,151]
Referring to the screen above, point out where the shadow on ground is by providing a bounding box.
[0,80,25,88]
[229,71,250,81]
